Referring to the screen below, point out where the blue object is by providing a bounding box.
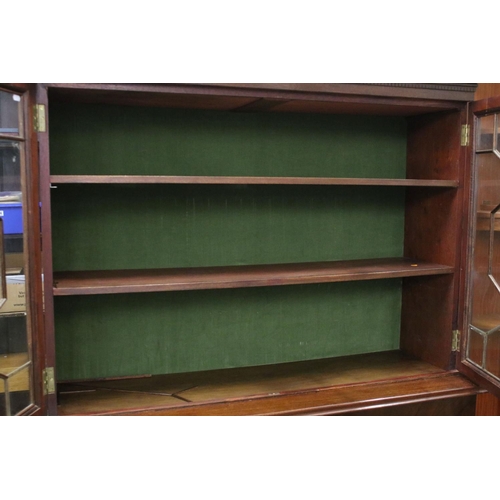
[0,202,23,234]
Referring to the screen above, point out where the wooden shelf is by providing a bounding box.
[56,351,479,416]
[53,258,454,296]
[49,175,459,188]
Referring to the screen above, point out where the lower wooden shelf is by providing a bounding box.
[52,258,454,296]
[56,351,479,416]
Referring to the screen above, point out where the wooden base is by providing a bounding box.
[475,393,500,415]
[57,351,479,416]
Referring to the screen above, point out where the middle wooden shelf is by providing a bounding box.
[49,175,459,187]
[52,257,454,296]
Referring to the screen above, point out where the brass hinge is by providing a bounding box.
[461,124,470,146]
[43,367,55,395]
[33,104,46,133]
[452,330,461,352]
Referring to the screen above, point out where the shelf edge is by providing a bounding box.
[53,259,455,296]
[49,175,459,188]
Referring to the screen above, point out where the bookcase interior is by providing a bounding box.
[45,89,465,414]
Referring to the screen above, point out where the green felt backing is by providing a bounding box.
[49,103,408,379]
[49,103,407,178]
[54,280,402,381]
[51,184,405,271]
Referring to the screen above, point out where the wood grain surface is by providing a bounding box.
[56,351,479,416]
[52,258,454,296]
[49,175,459,187]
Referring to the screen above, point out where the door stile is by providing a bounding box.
[36,84,57,415]
[455,102,474,363]
[23,85,47,415]
[451,105,473,368]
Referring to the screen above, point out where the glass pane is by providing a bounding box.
[0,353,30,415]
[494,113,500,157]
[467,327,484,367]
[0,140,21,192]
[467,118,500,382]
[0,91,21,136]
[477,114,495,152]
[0,377,6,415]
[485,329,500,378]
[0,93,32,415]
[0,365,30,416]
[496,114,500,157]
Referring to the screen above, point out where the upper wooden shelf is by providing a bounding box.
[49,175,459,188]
[53,258,455,296]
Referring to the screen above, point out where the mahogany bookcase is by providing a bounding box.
[3,83,500,416]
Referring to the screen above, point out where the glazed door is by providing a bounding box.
[0,85,45,415]
[462,95,500,395]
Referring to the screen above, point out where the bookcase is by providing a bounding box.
[5,82,500,416]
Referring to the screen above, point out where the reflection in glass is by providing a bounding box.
[0,141,21,192]
[477,114,495,152]
[485,329,500,379]
[467,126,500,382]
[0,91,21,136]
[497,115,500,157]
[488,219,500,295]
[0,220,5,308]
[467,326,485,367]
[0,361,30,416]
[0,92,32,415]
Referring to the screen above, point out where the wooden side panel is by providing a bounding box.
[401,110,465,369]
[475,84,500,101]
[400,275,455,369]
[475,392,500,415]
[406,110,463,181]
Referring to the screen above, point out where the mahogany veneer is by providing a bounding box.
[56,351,479,416]
[27,82,496,416]
[49,175,459,187]
[52,258,455,296]
[47,83,472,116]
